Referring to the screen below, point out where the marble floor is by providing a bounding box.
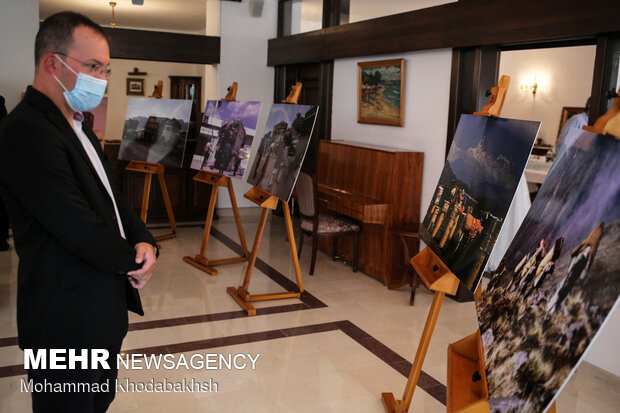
[0,208,619,412]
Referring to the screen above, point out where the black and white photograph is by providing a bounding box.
[118,98,193,167]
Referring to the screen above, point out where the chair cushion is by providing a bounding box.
[301,214,360,233]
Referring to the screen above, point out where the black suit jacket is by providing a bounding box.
[0,86,156,349]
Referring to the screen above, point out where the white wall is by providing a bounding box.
[0,0,38,112]
[217,0,277,208]
[332,49,452,226]
[499,45,596,145]
[585,303,620,376]
[203,0,220,106]
[291,0,322,35]
[104,59,208,140]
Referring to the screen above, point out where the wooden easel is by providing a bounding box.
[282,82,302,103]
[474,75,510,117]
[126,161,177,241]
[183,83,249,275]
[227,83,305,316]
[381,248,461,412]
[223,82,238,101]
[183,171,249,275]
[381,76,511,413]
[584,95,620,136]
[226,187,304,315]
[446,329,557,413]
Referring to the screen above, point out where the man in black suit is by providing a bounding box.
[0,12,157,413]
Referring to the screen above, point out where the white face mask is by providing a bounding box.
[53,54,107,112]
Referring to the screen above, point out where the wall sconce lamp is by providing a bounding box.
[520,77,538,96]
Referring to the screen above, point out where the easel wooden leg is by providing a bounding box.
[183,174,250,275]
[154,169,177,241]
[127,161,177,243]
[227,193,305,316]
[226,207,270,316]
[382,291,446,413]
[241,207,269,293]
[200,185,218,258]
[227,178,249,257]
[140,173,152,223]
[282,201,304,292]
[183,185,219,275]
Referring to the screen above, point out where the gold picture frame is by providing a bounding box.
[126,78,145,96]
[357,58,405,126]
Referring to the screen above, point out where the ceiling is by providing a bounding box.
[39,0,210,34]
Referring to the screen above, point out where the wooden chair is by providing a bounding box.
[390,223,422,305]
[295,171,360,275]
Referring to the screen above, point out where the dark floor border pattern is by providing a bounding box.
[0,320,446,405]
[0,224,327,347]
[0,221,447,403]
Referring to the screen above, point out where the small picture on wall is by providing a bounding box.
[358,58,404,126]
[126,78,144,96]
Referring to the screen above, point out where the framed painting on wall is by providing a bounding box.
[357,58,404,126]
[126,78,144,96]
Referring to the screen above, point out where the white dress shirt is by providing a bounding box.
[72,112,126,239]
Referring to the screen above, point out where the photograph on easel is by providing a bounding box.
[420,114,540,291]
[477,129,620,413]
[118,98,193,167]
[190,100,262,179]
[246,104,318,202]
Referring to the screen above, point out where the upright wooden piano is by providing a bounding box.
[317,140,424,286]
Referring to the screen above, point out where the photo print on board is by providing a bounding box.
[190,100,262,179]
[420,114,540,292]
[118,98,193,167]
[246,104,318,202]
[477,129,620,413]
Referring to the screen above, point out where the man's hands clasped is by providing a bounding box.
[127,242,157,289]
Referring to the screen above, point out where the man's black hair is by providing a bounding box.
[35,11,107,66]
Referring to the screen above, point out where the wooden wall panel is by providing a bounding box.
[104,27,220,64]
[268,0,620,66]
